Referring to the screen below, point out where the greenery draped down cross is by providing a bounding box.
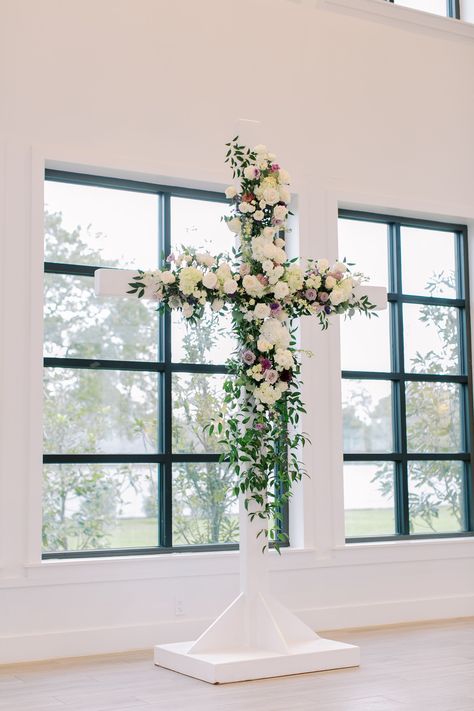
[128,138,376,550]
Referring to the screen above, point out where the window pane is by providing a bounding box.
[392,0,448,16]
[403,303,460,375]
[172,463,238,545]
[342,380,392,453]
[406,381,462,453]
[45,181,159,269]
[338,218,389,289]
[408,461,465,534]
[172,310,237,365]
[401,227,457,298]
[44,273,160,361]
[341,306,391,372]
[170,197,232,254]
[173,373,226,454]
[43,464,159,553]
[44,368,159,454]
[344,462,395,537]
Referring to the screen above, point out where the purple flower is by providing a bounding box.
[280,370,293,383]
[305,288,317,301]
[325,305,331,314]
[255,423,265,431]
[259,357,272,371]
[271,163,280,171]
[270,302,282,316]
[166,253,176,263]
[242,349,256,366]
[318,291,329,303]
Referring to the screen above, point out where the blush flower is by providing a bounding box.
[265,369,279,384]
[318,291,329,303]
[305,288,317,301]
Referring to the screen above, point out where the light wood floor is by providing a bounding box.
[1,618,474,710]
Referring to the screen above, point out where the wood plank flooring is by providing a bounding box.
[1,618,473,710]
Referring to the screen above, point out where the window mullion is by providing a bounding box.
[160,193,173,549]
[391,221,410,536]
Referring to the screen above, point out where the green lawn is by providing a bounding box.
[60,507,463,552]
[345,507,461,538]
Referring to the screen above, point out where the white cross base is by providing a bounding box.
[95,268,386,683]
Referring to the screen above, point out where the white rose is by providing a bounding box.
[330,287,346,306]
[225,186,237,199]
[262,187,280,205]
[242,274,265,297]
[263,227,275,239]
[239,202,251,214]
[273,281,290,299]
[273,205,288,221]
[278,168,290,184]
[244,165,260,180]
[161,271,176,285]
[182,303,194,318]
[275,237,285,248]
[317,258,329,273]
[333,261,348,273]
[254,303,271,319]
[273,247,287,265]
[227,217,242,233]
[202,272,218,289]
[262,259,274,274]
[257,338,272,352]
[253,210,264,221]
[325,276,336,289]
[223,279,238,294]
[211,298,224,312]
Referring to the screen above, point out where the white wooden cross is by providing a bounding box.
[94,134,386,684]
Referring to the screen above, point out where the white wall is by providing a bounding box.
[1,0,474,664]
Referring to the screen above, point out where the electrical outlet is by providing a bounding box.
[175,597,184,616]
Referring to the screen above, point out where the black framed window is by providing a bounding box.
[339,210,473,542]
[42,171,266,558]
[385,0,460,18]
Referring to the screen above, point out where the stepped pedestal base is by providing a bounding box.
[154,591,359,684]
[154,637,359,684]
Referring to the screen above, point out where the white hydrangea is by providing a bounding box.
[274,349,294,370]
[261,319,290,349]
[285,265,304,293]
[330,287,346,306]
[268,265,285,285]
[278,168,290,184]
[179,266,202,295]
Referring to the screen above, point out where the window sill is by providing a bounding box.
[319,0,474,40]
[332,534,474,566]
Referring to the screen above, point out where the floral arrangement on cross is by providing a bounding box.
[128,138,376,550]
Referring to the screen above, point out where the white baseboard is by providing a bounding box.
[2,594,473,665]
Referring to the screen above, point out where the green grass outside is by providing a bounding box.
[59,507,464,552]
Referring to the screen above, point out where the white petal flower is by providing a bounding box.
[225,186,237,199]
